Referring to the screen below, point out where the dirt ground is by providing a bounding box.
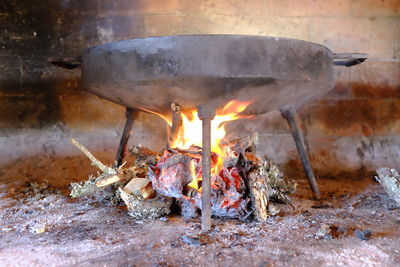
[1,156,400,266]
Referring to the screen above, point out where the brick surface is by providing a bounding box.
[0,95,60,128]
[273,0,350,17]
[143,14,186,36]
[307,135,400,176]
[395,20,400,59]
[184,0,280,18]
[187,0,350,18]
[59,92,125,129]
[350,61,400,87]
[96,15,145,41]
[349,0,400,17]
[300,98,400,137]
[97,0,182,15]
[308,17,398,60]
[226,110,290,136]
[0,56,21,95]
[0,0,399,177]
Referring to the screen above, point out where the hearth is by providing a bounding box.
[51,35,367,231]
[3,0,400,264]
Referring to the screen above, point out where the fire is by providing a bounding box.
[146,100,259,218]
[171,100,252,173]
[148,100,252,191]
[170,100,251,157]
[188,160,199,190]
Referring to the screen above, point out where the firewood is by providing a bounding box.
[118,187,172,219]
[248,167,269,221]
[174,148,202,155]
[376,168,400,206]
[95,165,147,188]
[123,178,153,198]
[70,176,100,198]
[173,148,202,160]
[141,182,156,200]
[96,174,123,187]
[129,145,158,166]
[71,138,111,173]
[70,138,122,197]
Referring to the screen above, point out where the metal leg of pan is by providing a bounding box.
[197,104,216,232]
[113,108,138,168]
[280,108,321,199]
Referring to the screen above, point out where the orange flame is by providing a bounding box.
[187,160,199,189]
[172,101,251,150]
[172,100,252,173]
[149,100,252,187]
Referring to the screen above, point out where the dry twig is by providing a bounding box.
[71,138,109,173]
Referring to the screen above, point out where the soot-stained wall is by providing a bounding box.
[0,0,399,180]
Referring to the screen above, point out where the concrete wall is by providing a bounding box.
[0,0,399,179]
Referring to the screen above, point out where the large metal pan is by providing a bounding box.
[79,35,366,115]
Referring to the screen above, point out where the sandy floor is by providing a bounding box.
[1,158,400,266]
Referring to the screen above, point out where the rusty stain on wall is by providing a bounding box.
[0,0,399,178]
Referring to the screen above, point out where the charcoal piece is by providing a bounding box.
[363,229,372,238]
[148,150,192,198]
[218,167,246,192]
[210,172,250,219]
[181,235,201,247]
[354,229,370,241]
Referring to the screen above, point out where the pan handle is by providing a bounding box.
[48,56,81,69]
[333,53,368,67]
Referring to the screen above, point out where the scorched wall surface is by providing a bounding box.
[0,0,399,180]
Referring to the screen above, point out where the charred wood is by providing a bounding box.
[248,165,269,221]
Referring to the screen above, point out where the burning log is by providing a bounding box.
[148,149,193,198]
[95,166,147,188]
[264,162,296,204]
[96,174,123,187]
[95,144,159,188]
[146,139,295,221]
[70,134,296,223]
[69,100,296,225]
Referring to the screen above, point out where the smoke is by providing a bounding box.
[97,26,115,44]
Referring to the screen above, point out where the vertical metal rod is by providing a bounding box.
[197,104,216,232]
[280,108,321,199]
[113,108,137,168]
[166,103,182,149]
